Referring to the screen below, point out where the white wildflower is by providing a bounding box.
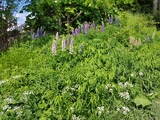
[72,115,81,120]
[4,97,13,104]
[109,88,113,92]
[70,107,74,112]
[97,106,104,115]
[130,73,134,77]
[116,107,120,111]
[2,105,11,111]
[0,80,8,85]
[13,106,21,111]
[119,92,130,100]
[23,91,34,95]
[12,75,21,79]
[139,72,143,76]
[118,82,124,88]
[122,106,130,115]
[16,111,23,117]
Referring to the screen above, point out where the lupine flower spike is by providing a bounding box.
[146,35,149,42]
[101,21,105,32]
[62,37,66,51]
[84,22,89,35]
[52,41,57,55]
[31,32,35,39]
[39,26,43,36]
[37,28,40,38]
[69,40,74,54]
[56,32,59,41]
[43,31,46,37]
[91,21,96,29]
[72,29,75,36]
[108,15,113,24]
[78,44,83,54]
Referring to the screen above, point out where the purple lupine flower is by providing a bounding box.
[31,32,35,39]
[52,41,57,55]
[91,21,96,29]
[146,35,149,42]
[101,21,105,32]
[108,15,113,24]
[67,34,71,44]
[72,29,75,36]
[37,28,40,38]
[39,26,43,37]
[56,32,59,41]
[78,44,83,54]
[75,28,78,36]
[43,31,46,37]
[69,40,74,54]
[84,22,89,34]
[77,26,81,34]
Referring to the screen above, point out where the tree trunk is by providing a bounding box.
[159,0,160,11]
[153,0,158,18]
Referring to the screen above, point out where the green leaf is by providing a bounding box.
[133,93,152,107]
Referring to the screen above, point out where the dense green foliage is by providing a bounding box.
[23,0,135,33]
[0,12,160,119]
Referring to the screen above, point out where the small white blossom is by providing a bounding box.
[72,115,81,120]
[13,106,21,111]
[0,80,8,85]
[16,111,23,117]
[116,107,120,111]
[2,105,11,111]
[139,72,143,76]
[70,107,74,112]
[109,88,113,92]
[12,75,21,79]
[23,91,34,95]
[122,106,130,115]
[130,73,134,77]
[4,97,13,104]
[119,92,130,100]
[97,106,104,115]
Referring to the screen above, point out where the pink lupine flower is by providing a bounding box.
[52,42,57,55]
[69,40,74,54]
[62,38,66,51]
[137,39,141,46]
[56,32,59,41]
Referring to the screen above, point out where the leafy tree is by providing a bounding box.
[0,0,24,50]
[22,0,135,34]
